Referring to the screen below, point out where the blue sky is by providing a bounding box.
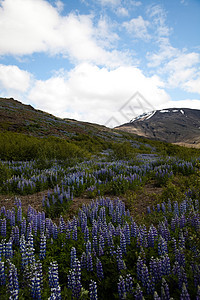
[0,0,200,126]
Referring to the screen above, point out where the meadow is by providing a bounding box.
[0,131,200,299]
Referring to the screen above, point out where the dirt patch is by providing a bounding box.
[124,183,163,222]
[0,191,47,213]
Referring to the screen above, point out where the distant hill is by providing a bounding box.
[0,97,119,141]
[116,108,200,147]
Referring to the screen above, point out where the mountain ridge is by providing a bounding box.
[116,107,200,147]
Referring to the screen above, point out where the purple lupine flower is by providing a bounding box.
[180,282,190,300]
[87,253,93,272]
[0,261,6,285]
[70,247,77,269]
[49,285,62,300]
[137,256,144,281]
[49,261,60,289]
[68,258,82,299]
[124,222,131,245]
[1,218,6,237]
[72,225,78,241]
[86,240,92,255]
[8,262,19,299]
[135,283,143,300]
[118,275,126,300]
[161,254,171,276]
[96,258,104,279]
[99,234,105,250]
[173,262,188,290]
[161,278,170,300]
[53,223,58,239]
[180,214,186,228]
[89,280,98,300]
[140,264,151,293]
[179,231,186,249]
[14,226,20,245]
[92,235,98,253]
[31,272,41,300]
[59,215,65,233]
[175,248,186,267]
[125,274,133,294]
[92,222,98,238]
[81,252,87,269]
[39,233,46,260]
[174,201,179,216]
[149,257,162,283]
[21,217,26,236]
[120,231,127,254]
[191,263,200,288]
[148,225,158,247]
[131,221,138,238]
[158,236,168,256]
[5,239,13,259]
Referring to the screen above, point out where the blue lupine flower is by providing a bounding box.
[87,253,93,272]
[89,280,98,300]
[120,231,127,254]
[158,236,168,256]
[0,261,6,285]
[39,233,46,260]
[68,258,82,299]
[1,218,6,237]
[96,258,104,279]
[180,282,190,300]
[125,274,133,294]
[31,272,41,300]
[135,283,143,300]
[81,252,87,269]
[49,261,59,288]
[8,262,19,299]
[70,247,77,269]
[118,275,126,300]
[161,278,170,300]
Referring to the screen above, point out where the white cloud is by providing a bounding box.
[0,0,130,67]
[27,63,169,125]
[123,16,150,40]
[147,38,178,68]
[158,99,200,110]
[147,4,170,38]
[55,0,64,12]
[164,52,200,87]
[147,38,200,94]
[97,0,121,7]
[131,1,142,7]
[116,7,129,17]
[0,64,31,92]
[184,76,200,94]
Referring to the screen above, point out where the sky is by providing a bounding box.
[0,0,200,127]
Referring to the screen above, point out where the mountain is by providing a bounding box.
[116,108,200,147]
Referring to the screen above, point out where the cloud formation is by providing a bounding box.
[0,64,31,92]
[0,0,130,67]
[123,16,150,40]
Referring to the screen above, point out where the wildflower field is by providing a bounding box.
[0,153,200,299]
